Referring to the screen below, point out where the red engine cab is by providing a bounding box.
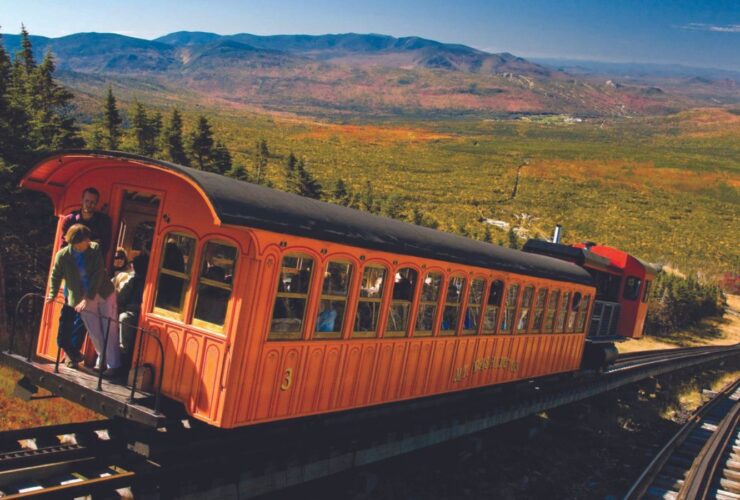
[523,240,659,341]
[572,243,658,339]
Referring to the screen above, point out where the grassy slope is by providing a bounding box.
[130,105,738,276]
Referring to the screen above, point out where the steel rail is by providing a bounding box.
[623,378,740,500]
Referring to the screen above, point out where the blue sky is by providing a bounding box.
[2,0,739,69]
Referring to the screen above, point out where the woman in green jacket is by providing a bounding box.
[46,224,122,376]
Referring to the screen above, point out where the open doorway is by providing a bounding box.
[115,190,160,263]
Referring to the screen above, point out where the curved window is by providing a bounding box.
[566,292,581,332]
[482,280,504,334]
[269,254,314,340]
[500,284,520,333]
[314,261,353,339]
[517,286,534,333]
[154,233,195,318]
[440,276,466,336]
[386,267,418,337]
[532,289,548,332]
[576,294,591,332]
[193,241,237,330]
[544,290,560,333]
[555,292,571,333]
[462,279,486,335]
[353,266,387,338]
[415,272,442,337]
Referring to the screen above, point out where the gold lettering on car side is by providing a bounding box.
[451,356,519,383]
[280,368,293,391]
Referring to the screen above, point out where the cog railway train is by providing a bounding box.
[2,151,658,429]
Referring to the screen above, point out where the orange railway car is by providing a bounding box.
[6,151,597,428]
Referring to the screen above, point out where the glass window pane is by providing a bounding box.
[161,234,194,274]
[483,306,499,334]
[386,268,418,336]
[517,286,534,333]
[463,279,486,335]
[360,267,386,298]
[501,284,519,333]
[415,304,437,334]
[446,276,465,304]
[354,301,382,334]
[154,233,195,314]
[555,292,570,332]
[315,299,346,339]
[322,261,352,296]
[441,305,460,335]
[576,295,591,332]
[532,289,548,331]
[421,273,442,301]
[488,280,504,306]
[194,242,237,327]
[269,255,314,340]
[624,276,642,301]
[544,290,560,333]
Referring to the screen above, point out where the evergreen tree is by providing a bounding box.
[507,228,519,249]
[381,194,404,219]
[284,152,298,189]
[253,139,268,184]
[212,141,232,175]
[17,25,35,73]
[103,86,123,150]
[163,108,188,165]
[288,158,322,199]
[130,102,161,156]
[226,163,250,182]
[360,180,374,212]
[483,225,493,243]
[188,115,215,171]
[0,32,13,156]
[331,178,351,206]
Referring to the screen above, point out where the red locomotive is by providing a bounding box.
[2,152,655,428]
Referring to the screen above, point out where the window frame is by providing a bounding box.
[623,276,642,301]
[543,289,560,333]
[352,263,389,339]
[191,238,239,333]
[152,231,198,322]
[384,265,421,338]
[313,259,355,340]
[531,287,549,333]
[462,277,487,336]
[554,291,571,333]
[440,274,467,336]
[268,252,316,341]
[414,269,445,337]
[499,282,521,334]
[481,278,505,335]
[516,284,535,334]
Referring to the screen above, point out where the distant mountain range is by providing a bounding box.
[1,31,737,117]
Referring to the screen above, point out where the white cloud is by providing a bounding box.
[679,23,740,33]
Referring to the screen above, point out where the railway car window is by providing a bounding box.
[565,292,581,332]
[624,276,642,301]
[532,289,548,332]
[576,295,591,332]
[516,286,534,333]
[386,267,418,337]
[415,272,442,337]
[482,280,504,334]
[193,241,237,329]
[353,266,387,338]
[555,292,571,333]
[440,276,466,336]
[154,233,195,318]
[500,284,520,333]
[544,290,560,333]
[269,255,314,340]
[462,279,486,335]
[642,280,652,303]
[314,261,353,339]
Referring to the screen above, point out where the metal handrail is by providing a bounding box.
[7,292,166,414]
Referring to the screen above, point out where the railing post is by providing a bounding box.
[128,325,146,402]
[96,312,109,392]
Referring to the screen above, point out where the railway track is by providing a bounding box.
[0,420,153,498]
[0,345,737,498]
[624,377,740,499]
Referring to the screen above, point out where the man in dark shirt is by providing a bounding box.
[60,187,113,258]
[57,187,113,365]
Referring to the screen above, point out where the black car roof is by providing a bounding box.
[52,150,594,286]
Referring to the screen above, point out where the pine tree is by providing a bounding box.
[212,141,232,175]
[288,158,322,199]
[0,32,13,156]
[253,139,268,184]
[381,194,404,219]
[331,178,351,206]
[360,180,374,212]
[17,25,35,73]
[163,108,188,165]
[507,228,519,249]
[188,115,215,171]
[226,163,250,182]
[103,86,123,150]
[285,152,298,190]
[483,225,493,243]
[131,101,149,154]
